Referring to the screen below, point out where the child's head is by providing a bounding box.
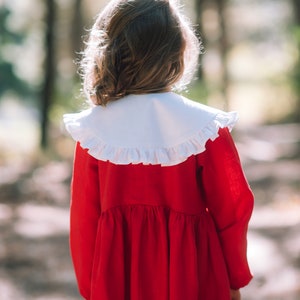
[81,0,201,105]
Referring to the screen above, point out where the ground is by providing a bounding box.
[0,123,300,300]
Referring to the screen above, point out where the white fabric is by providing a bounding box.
[63,92,238,166]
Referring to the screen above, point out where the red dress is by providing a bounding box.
[64,92,253,300]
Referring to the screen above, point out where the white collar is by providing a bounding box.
[63,92,238,166]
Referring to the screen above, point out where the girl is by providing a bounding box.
[64,0,254,299]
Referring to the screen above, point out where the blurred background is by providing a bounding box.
[0,0,299,299]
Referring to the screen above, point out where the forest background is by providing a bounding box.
[0,0,300,299]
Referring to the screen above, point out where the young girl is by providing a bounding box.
[64,0,254,299]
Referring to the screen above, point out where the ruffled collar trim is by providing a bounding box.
[63,92,238,166]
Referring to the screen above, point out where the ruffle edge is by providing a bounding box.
[63,110,238,166]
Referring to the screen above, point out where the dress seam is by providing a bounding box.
[101,203,207,218]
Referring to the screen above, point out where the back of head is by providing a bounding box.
[81,0,200,105]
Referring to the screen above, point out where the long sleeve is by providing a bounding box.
[70,142,101,299]
[200,127,254,289]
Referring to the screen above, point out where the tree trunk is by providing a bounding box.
[215,0,230,110]
[72,0,84,61]
[292,0,300,24]
[194,0,204,80]
[40,0,55,148]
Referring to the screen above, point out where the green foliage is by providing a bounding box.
[0,61,31,96]
[181,80,209,104]
[0,6,33,98]
[0,7,23,44]
[50,79,85,123]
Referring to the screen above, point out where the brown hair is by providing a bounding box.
[81,0,200,106]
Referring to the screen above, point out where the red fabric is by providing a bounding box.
[70,127,253,300]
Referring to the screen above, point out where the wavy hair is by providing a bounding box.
[80,0,201,105]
